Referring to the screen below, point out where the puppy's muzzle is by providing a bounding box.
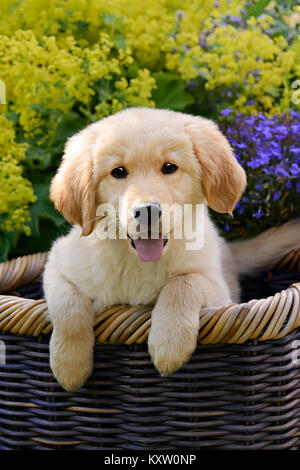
[128,203,168,262]
[133,203,162,230]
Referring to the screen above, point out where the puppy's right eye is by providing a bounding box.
[161,162,178,175]
[111,166,128,179]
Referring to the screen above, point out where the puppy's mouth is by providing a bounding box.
[127,233,168,262]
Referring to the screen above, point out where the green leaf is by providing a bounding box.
[29,103,45,113]
[267,87,280,97]
[26,145,52,170]
[75,20,89,33]
[112,33,126,50]
[5,110,19,123]
[10,218,68,257]
[101,13,116,25]
[152,73,194,111]
[52,112,85,147]
[29,175,66,238]
[0,233,12,263]
[247,0,270,18]
[95,77,115,102]
[100,13,124,30]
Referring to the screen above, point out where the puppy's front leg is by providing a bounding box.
[44,263,95,392]
[148,273,230,376]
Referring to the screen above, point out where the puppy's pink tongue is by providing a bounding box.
[133,238,164,262]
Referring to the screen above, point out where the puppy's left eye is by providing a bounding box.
[161,162,178,174]
[111,166,128,179]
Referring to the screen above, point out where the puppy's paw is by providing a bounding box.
[148,325,198,376]
[49,331,94,392]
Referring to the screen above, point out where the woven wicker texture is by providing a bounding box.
[1,331,300,449]
[0,249,300,449]
[0,253,48,293]
[0,251,300,345]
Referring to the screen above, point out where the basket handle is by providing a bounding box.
[0,249,299,345]
[0,283,299,345]
[0,252,48,293]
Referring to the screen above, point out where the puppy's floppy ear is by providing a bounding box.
[185,116,246,213]
[50,128,96,236]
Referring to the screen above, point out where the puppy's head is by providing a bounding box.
[51,108,246,261]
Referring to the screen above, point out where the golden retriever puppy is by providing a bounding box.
[43,107,298,392]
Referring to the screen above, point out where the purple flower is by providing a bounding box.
[290,147,300,155]
[243,116,258,126]
[290,124,300,133]
[253,207,263,219]
[237,205,245,215]
[270,149,283,159]
[175,9,184,19]
[217,112,300,238]
[220,108,233,116]
[257,149,272,163]
[286,180,292,189]
[247,159,261,169]
[235,142,247,150]
[255,181,262,190]
[276,125,289,136]
[224,221,230,231]
[291,163,300,176]
[275,167,290,178]
[262,128,273,139]
[290,109,300,118]
[228,15,242,24]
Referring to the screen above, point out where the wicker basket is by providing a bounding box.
[0,249,300,450]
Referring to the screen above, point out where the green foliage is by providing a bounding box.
[247,0,271,18]
[0,0,299,261]
[152,73,194,110]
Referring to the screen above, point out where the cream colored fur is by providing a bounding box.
[230,219,300,274]
[43,107,299,392]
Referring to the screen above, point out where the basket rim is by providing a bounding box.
[0,250,299,345]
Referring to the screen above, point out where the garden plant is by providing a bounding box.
[0,0,299,261]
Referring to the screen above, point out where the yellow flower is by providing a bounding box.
[0,116,36,233]
[0,0,298,240]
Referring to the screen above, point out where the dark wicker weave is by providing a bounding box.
[0,249,300,450]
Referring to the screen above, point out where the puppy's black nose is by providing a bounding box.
[134,203,162,225]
